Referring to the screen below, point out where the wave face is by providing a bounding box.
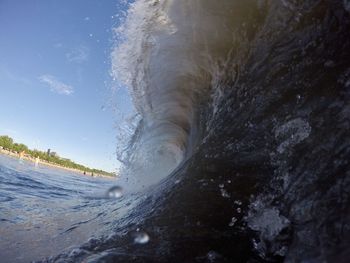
[53,0,350,262]
[111,0,256,188]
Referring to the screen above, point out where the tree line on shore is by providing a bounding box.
[0,135,114,177]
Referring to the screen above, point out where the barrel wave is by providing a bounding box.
[52,0,350,262]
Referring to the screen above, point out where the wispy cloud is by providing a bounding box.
[0,65,32,85]
[38,75,73,95]
[66,45,89,63]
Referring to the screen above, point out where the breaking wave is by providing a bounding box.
[111,0,263,188]
[52,0,350,262]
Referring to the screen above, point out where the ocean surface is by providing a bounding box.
[0,155,124,262]
[2,0,350,262]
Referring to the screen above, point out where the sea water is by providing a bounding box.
[1,0,350,262]
[0,155,127,262]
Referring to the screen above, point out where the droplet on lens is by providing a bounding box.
[134,231,150,244]
[107,186,123,199]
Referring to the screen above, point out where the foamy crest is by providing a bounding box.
[111,0,241,188]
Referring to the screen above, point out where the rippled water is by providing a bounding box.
[0,155,126,262]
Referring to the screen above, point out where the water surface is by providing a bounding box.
[0,155,119,262]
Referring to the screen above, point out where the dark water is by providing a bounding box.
[2,0,350,262]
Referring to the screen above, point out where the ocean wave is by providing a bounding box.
[111,0,261,189]
[50,0,350,262]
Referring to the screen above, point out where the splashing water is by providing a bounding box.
[111,0,247,190]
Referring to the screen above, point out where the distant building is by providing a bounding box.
[47,149,51,155]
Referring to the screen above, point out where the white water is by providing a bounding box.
[111,0,242,189]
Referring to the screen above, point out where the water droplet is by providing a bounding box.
[220,188,230,198]
[234,200,242,206]
[206,251,221,262]
[219,184,224,188]
[134,231,150,244]
[229,217,237,227]
[107,186,123,199]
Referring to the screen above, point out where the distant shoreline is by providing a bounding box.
[0,148,114,179]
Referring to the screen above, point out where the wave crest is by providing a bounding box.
[111,0,247,187]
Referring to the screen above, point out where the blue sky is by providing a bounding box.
[0,0,131,172]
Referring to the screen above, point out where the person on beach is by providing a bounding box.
[19,151,25,159]
[35,156,40,167]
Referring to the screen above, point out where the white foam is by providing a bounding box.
[274,118,311,154]
[111,0,241,189]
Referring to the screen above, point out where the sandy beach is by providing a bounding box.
[0,148,115,179]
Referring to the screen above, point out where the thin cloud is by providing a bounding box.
[38,75,73,95]
[0,65,31,85]
[66,45,89,63]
